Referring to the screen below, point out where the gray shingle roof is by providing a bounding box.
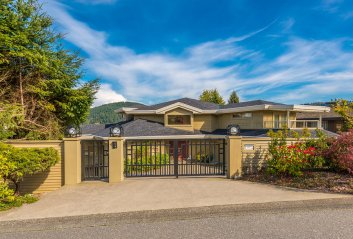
[81,119,197,137]
[220,100,284,109]
[136,98,220,110]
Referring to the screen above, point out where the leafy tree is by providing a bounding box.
[228,90,240,104]
[0,0,99,139]
[335,99,353,130]
[0,142,59,194]
[0,103,23,140]
[199,89,225,105]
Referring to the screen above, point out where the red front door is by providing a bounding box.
[169,141,188,161]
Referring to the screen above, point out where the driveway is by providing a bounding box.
[0,177,350,221]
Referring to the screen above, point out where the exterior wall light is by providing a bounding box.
[66,126,81,138]
[227,124,240,136]
[110,125,123,137]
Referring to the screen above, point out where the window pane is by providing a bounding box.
[243,113,252,118]
[232,113,242,118]
[168,115,191,125]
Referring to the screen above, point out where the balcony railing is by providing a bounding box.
[263,120,321,129]
[289,120,320,129]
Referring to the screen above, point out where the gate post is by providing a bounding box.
[226,136,242,179]
[64,138,82,185]
[108,137,124,183]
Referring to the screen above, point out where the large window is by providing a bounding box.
[167,115,191,125]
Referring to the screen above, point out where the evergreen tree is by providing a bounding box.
[199,89,225,105]
[0,0,99,139]
[228,90,240,104]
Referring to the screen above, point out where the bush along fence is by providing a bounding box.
[240,129,353,177]
[0,141,61,210]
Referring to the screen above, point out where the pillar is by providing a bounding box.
[108,137,124,183]
[64,138,81,185]
[226,136,242,179]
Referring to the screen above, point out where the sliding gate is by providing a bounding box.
[124,138,226,177]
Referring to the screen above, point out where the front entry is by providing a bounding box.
[81,140,109,180]
[169,141,188,161]
[124,139,226,178]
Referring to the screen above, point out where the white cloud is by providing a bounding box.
[93,84,126,107]
[45,1,353,104]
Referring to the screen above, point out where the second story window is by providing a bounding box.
[168,115,191,125]
[233,113,252,119]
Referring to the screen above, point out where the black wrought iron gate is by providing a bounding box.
[81,140,109,180]
[124,139,226,177]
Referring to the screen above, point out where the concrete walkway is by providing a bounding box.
[0,177,350,221]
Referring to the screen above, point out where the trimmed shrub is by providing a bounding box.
[0,182,15,204]
[0,142,59,194]
[325,130,353,174]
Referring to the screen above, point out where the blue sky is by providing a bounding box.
[43,0,353,106]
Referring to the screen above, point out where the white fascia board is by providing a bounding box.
[155,102,203,114]
[267,105,330,113]
[125,110,156,115]
[291,105,330,112]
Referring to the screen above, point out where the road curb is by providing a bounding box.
[1,197,353,233]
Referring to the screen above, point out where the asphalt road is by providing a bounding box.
[1,199,353,239]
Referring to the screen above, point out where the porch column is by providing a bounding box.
[319,113,323,129]
[108,137,124,183]
[64,138,82,185]
[287,110,290,128]
[226,136,242,179]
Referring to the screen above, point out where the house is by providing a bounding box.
[81,97,334,138]
[297,109,347,133]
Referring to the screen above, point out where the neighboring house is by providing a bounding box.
[82,97,334,137]
[297,109,347,133]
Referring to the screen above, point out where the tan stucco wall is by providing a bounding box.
[64,138,81,185]
[193,115,218,132]
[164,108,194,131]
[218,111,264,129]
[108,138,124,183]
[226,136,242,178]
[131,110,299,132]
[6,140,64,194]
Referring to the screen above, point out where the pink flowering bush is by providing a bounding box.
[267,142,315,177]
[325,130,353,174]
